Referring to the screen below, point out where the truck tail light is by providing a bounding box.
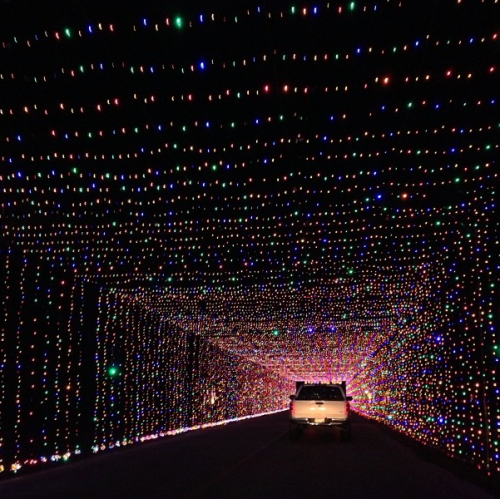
[345,401,350,416]
[290,400,295,415]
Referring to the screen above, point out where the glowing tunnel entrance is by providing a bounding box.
[85,259,485,468]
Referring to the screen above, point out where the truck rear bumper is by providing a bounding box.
[290,417,350,428]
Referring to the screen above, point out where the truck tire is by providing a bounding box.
[289,422,301,440]
[341,424,352,442]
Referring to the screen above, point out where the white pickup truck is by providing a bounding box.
[289,383,352,440]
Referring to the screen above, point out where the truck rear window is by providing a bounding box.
[296,385,344,401]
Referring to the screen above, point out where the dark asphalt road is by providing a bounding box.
[0,412,496,499]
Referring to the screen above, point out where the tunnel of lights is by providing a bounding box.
[0,0,498,477]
